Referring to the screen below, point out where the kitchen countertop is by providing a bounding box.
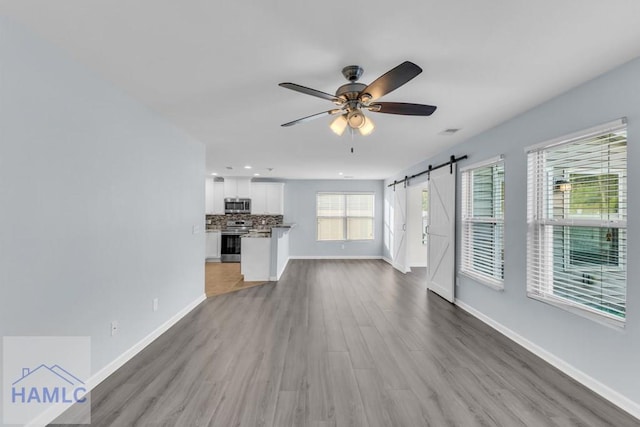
[242,233,270,238]
[243,229,271,238]
[206,223,295,233]
[271,223,296,229]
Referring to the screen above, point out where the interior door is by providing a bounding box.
[407,182,429,268]
[392,184,409,273]
[427,164,456,302]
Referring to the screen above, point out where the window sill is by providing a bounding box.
[458,270,504,291]
[527,292,625,330]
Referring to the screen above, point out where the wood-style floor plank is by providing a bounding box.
[327,351,367,427]
[55,260,639,427]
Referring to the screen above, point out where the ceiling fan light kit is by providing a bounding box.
[279,61,437,136]
[330,114,348,136]
[347,110,365,128]
[358,116,375,136]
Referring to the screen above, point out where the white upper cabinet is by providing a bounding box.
[205,178,214,214]
[266,182,284,214]
[205,178,225,214]
[251,182,284,215]
[223,177,252,198]
[250,182,267,214]
[212,181,224,213]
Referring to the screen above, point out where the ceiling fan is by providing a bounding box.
[279,61,437,136]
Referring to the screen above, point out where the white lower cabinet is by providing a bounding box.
[205,231,221,260]
[240,237,271,281]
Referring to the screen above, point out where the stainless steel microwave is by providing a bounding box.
[224,198,251,214]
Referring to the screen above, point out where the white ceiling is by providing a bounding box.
[3,1,640,179]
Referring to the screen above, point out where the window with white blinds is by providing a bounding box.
[526,119,627,325]
[317,193,374,241]
[461,157,505,288]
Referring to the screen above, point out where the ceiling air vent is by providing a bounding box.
[439,128,461,135]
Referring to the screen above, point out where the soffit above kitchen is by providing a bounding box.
[2,1,640,179]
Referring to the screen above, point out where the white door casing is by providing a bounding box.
[427,164,456,302]
[392,183,409,273]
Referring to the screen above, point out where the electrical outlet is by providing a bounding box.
[152,298,159,312]
[110,321,119,336]
[341,244,345,249]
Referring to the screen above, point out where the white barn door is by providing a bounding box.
[392,184,409,273]
[427,164,456,302]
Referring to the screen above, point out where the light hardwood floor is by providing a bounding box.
[205,262,266,297]
[58,260,638,426]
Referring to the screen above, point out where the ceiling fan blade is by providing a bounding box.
[368,102,437,116]
[281,109,342,127]
[279,82,341,103]
[361,61,422,101]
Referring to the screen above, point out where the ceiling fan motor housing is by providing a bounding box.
[336,82,367,101]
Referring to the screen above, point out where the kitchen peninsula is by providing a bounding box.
[241,223,295,281]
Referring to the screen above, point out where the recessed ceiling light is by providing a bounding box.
[211,173,217,176]
[254,173,260,176]
[338,172,343,175]
[244,165,252,169]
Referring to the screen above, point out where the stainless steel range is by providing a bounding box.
[220,220,252,263]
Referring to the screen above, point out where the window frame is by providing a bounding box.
[560,169,625,272]
[460,155,505,290]
[526,118,627,327]
[316,192,375,242]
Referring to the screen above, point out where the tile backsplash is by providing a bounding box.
[206,214,283,230]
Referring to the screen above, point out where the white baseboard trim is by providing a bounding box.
[382,256,393,265]
[88,293,207,390]
[276,256,290,280]
[27,293,207,427]
[455,299,640,421]
[269,256,289,281]
[392,263,411,274]
[289,255,383,260]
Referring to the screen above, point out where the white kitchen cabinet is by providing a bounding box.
[212,181,224,213]
[205,231,221,260]
[251,182,284,215]
[266,182,284,215]
[223,177,251,198]
[205,178,214,214]
[250,182,267,214]
[205,178,225,214]
[240,236,271,281]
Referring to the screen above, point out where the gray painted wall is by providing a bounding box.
[284,180,384,257]
[0,19,205,376]
[385,57,640,408]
